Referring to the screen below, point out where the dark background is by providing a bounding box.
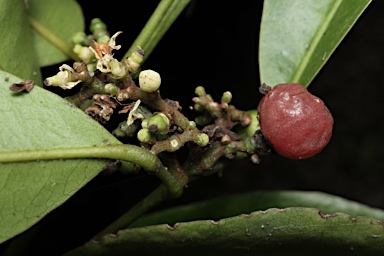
[4,0,384,255]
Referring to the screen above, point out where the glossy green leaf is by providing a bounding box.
[0,0,41,81]
[28,0,84,67]
[67,191,384,256]
[0,71,121,244]
[259,0,371,87]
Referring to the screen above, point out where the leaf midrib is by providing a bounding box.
[291,0,342,84]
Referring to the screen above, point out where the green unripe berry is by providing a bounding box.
[139,70,161,93]
[194,133,209,147]
[147,113,170,134]
[90,18,107,33]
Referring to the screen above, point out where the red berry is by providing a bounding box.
[257,83,333,159]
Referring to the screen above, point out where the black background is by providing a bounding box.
[3,0,384,255]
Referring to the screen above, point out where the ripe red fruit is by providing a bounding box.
[257,83,333,159]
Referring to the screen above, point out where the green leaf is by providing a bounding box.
[0,71,121,244]
[67,191,384,255]
[129,190,384,228]
[0,0,83,82]
[28,0,84,67]
[0,0,41,81]
[66,207,384,256]
[259,0,371,87]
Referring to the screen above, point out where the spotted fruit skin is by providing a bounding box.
[257,83,333,159]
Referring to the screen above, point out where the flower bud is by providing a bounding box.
[141,119,148,128]
[137,128,154,143]
[126,46,144,73]
[90,18,107,33]
[221,91,232,104]
[194,133,209,147]
[188,121,196,130]
[72,31,87,45]
[109,59,127,79]
[93,29,109,40]
[195,86,206,96]
[87,63,96,72]
[104,83,118,95]
[97,34,110,43]
[139,70,161,93]
[73,44,95,63]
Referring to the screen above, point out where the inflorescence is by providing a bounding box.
[43,18,269,179]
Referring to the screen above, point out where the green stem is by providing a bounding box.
[122,0,191,62]
[0,145,182,198]
[92,140,257,240]
[228,105,252,126]
[150,129,199,155]
[185,138,258,176]
[93,184,170,240]
[28,16,79,61]
[94,154,187,240]
[123,80,192,130]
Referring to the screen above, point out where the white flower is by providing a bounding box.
[44,64,81,89]
[89,31,127,78]
[127,100,144,126]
